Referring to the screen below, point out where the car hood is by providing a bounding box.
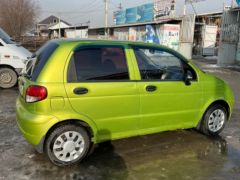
[5,44,32,59]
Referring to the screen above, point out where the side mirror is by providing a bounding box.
[184,70,193,86]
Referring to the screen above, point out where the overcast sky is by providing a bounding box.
[37,0,234,27]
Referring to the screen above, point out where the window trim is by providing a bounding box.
[67,45,132,83]
[131,45,198,82]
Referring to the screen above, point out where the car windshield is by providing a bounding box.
[0,28,15,44]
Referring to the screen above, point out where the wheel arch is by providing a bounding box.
[206,100,230,119]
[196,99,231,130]
[0,64,17,72]
[37,119,98,153]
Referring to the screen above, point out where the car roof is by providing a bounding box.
[50,38,166,48]
[48,38,188,62]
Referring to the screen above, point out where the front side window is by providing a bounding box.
[68,47,129,82]
[134,47,185,81]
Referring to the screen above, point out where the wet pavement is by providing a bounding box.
[0,60,240,180]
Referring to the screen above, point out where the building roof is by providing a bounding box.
[88,17,182,30]
[196,11,223,17]
[38,15,71,26]
[48,22,71,30]
[49,24,89,30]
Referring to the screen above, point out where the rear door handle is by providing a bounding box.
[73,87,89,95]
[146,85,157,92]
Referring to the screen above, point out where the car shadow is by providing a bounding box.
[72,141,128,180]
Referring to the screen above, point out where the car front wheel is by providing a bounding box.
[200,104,228,136]
[45,124,90,166]
[0,68,18,88]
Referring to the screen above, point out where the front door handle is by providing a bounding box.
[73,87,89,95]
[146,85,157,92]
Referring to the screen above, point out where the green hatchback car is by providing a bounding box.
[16,39,234,166]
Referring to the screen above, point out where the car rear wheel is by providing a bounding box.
[200,104,228,136]
[45,124,90,166]
[0,68,18,88]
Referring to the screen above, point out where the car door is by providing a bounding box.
[64,45,140,141]
[132,46,203,133]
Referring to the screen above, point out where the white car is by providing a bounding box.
[0,28,32,88]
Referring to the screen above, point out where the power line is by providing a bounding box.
[108,0,119,9]
[68,2,113,20]
[40,0,119,28]
[41,0,102,15]
[190,1,198,16]
[40,0,121,16]
[69,7,118,22]
[109,0,123,10]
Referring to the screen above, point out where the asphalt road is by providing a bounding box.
[0,60,239,180]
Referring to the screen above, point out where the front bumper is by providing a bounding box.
[16,97,59,150]
[15,68,23,75]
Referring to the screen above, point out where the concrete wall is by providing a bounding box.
[65,29,88,38]
[179,42,193,59]
[179,15,195,59]
[218,10,239,65]
[218,43,237,65]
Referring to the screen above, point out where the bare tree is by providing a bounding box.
[0,0,40,38]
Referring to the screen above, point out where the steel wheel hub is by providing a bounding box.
[53,131,85,162]
[0,72,12,83]
[63,141,75,152]
[208,109,225,132]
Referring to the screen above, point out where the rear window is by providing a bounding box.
[68,47,129,82]
[26,42,59,81]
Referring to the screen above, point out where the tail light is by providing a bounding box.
[26,85,47,103]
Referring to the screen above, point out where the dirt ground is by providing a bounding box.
[0,59,240,180]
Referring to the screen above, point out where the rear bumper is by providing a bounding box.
[16,97,59,150]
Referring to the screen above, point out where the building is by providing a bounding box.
[193,11,222,57]
[36,15,71,37]
[89,1,224,59]
[49,25,89,39]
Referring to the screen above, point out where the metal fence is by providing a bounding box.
[14,36,49,52]
[221,11,239,44]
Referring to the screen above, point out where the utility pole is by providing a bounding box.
[183,0,189,15]
[58,13,61,38]
[104,0,108,37]
[184,0,206,15]
[118,3,122,10]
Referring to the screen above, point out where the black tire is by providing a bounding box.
[0,68,18,88]
[200,104,228,136]
[45,124,90,166]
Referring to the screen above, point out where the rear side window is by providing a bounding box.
[27,42,59,81]
[68,47,129,82]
